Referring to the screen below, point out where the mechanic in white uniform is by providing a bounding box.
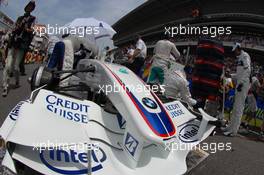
[48,34,98,71]
[164,66,197,106]
[223,43,251,136]
[243,73,262,129]
[48,34,98,86]
[148,35,180,85]
[128,35,146,75]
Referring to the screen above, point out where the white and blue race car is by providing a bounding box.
[0,59,218,175]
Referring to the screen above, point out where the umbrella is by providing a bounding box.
[64,18,116,40]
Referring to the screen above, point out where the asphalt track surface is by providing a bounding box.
[0,64,264,175]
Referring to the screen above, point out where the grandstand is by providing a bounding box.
[0,11,14,31]
[112,0,264,63]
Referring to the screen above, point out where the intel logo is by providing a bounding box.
[9,101,24,121]
[40,146,107,174]
[179,124,199,143]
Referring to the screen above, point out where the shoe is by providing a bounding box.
[188,98,197,106]
[218,119,227,127]
[245,124,249,130]
[14,82,20,89]
[223,131,235,137]
[240,122,249,129]
[238,128,249,134]
[21,72,27,76]
[2,87,8,97]
[221,126,228,132]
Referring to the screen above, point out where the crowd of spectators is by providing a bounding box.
[173,34,264,47]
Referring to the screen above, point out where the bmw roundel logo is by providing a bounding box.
[142,97,158,109]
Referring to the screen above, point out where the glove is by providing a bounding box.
[237,83,243,92]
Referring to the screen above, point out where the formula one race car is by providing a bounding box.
[0,59,218,175]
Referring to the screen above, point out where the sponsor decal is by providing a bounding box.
[142,97,158,109]
[166,103,184,118]
[179,124,199,143]
[45,95,90,124]
[40,145,107,174]
[119,68,128,74]
[124,132,139,157]
[116,114,126,129]
[9,102,24,121]
[104,63,176,137]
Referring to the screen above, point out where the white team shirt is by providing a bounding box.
[154,40,180,60]
[235,50,251,84]
[136,39,147,58]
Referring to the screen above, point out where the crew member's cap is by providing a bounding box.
[232,42,241,52]
[24,0,36,12]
